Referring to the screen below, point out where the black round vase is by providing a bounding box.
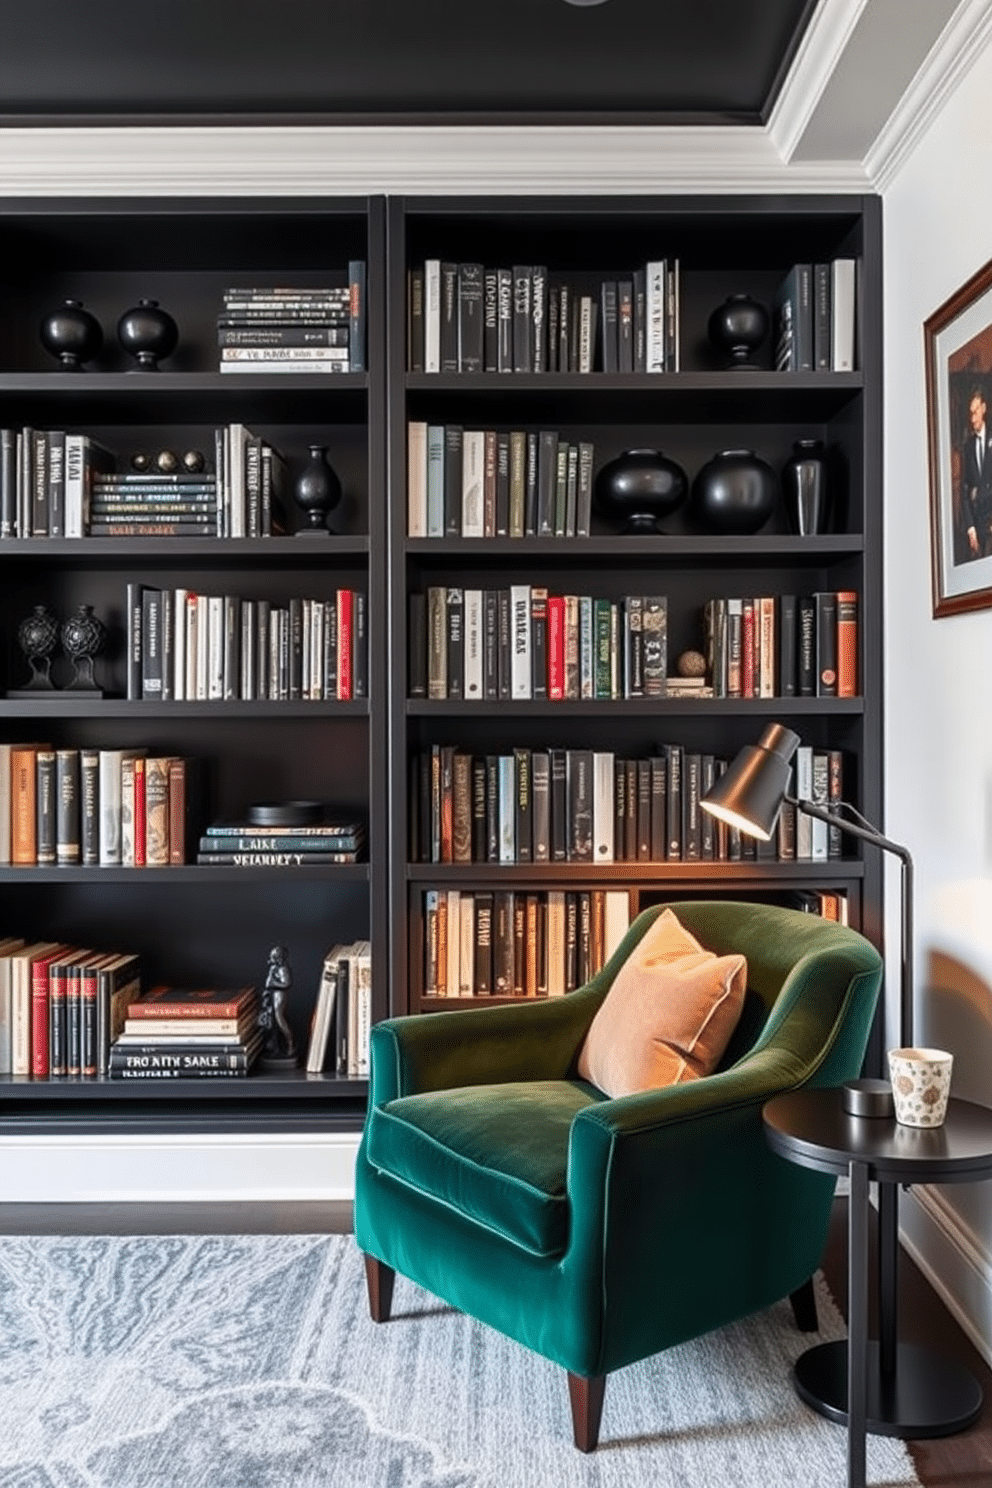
[117,299,179,371]
[707,294,769,370]
[782,438,830,535]
[691,449,777,535]
[594,448,688,533]
[39,299,103,371]
[293,445,342,534]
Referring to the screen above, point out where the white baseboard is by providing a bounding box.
[899,1185,992,1371]
[0,1132,361,1203]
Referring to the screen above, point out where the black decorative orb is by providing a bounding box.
[707,294,769,370]
[117,298,179,371]
[39,298,103,371]
[60,604,107,694]
[594,448,688,534]
[293,445,342,533]
[16,604,60,691]
[691,448,778,535]
[182,449,206,473]
[155,449,179,473]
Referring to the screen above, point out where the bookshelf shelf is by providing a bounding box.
[406,860,866,886]
[0,699,371,719]
[405,697,865,718]
[0,863,370,884]
[3,536,371,563]
[405,535,865,561]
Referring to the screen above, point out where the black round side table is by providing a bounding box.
[763,1089,992,1488]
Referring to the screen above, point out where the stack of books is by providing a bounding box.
[89,472,219,538]
[305,940,372,1076]
[109,984,261,1079]
[196,817,365,868]
[216,267,365,374]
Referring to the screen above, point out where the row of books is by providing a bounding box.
[423,887,632,999]
[787,888,850,925]
[197,817,365,868]
[109,983,261,1080]
[0,937,139,1078]
[216,271,366,374]
[408,260,680,375]
[704,591,859,699]
[407,422,595,539]
[773,259,856,373]
[126,584,368,703]
[0,743,198,869]
[410,587,668,703]
[412,744,848,867]
[305,940,372,1076]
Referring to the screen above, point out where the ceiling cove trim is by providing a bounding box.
[866,0,992,191]
[769,0,871,162]
[0,123,870,196]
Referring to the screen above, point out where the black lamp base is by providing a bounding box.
[842,1078,894,1118]
[794,1340,982,1439]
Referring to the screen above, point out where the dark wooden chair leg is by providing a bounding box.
[789,1276,819,1333]
[567,1371,606,1452]
[364,1253,396,1323]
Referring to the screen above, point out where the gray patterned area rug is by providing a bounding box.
[0,1233,920,1488]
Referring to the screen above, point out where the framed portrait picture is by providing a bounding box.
[926,256,992,616]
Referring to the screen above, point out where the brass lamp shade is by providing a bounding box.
[699,722,800,840]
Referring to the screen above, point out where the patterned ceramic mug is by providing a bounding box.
[887,1047,953,1127]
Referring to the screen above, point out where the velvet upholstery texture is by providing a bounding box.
[355,901,883,1386]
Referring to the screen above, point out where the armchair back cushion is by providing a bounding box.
[577,907,748,1096]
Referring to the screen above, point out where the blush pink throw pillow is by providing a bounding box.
[577,908,747,1097]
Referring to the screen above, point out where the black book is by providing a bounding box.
[458,262,484,373]
[564,893,579,992]
[495,432,510,536]
[600,280,619,373]
[348,259,366,372]
[352,592,368,699]
[614,758,627,862]
[141,588,163,700]
[482,589,499,699]
[474,892,494,994]
[440,262,459,373]
[636,759,652,862]
[557,283,572,373]
[512,895,526,994]
[524,431,539,536]
[485,754,500,861]
[496,589,512,700]
[496,268,513,372]
[665,743,683,860]
[546,286,560,373]
[407,266,425,372]
[31,428,48,537]
[492,890,515,995]
[80,748,100,867]
[617,280,634,373]
[813,262,832,370]
[549,747,568,862]
[531,266,548,372]
[624,758,638,862]
[650,755,667,861]
[512,265,532,373]
[567,749,594,863]
[443,425,463,537]
[701,755,716,859]
[531,587,548,699]
[683,752,702,862]
[335,958,350,1075]
[531,750,550,863]
[536,430,557,536]
[126,582,144,702]
[36,748,56,865]
[778,594,798,697]
[48,430,65,538]
[446,587,464,699]
[471,756,487,861]
[55,748,81,866]
[797,595,817,696]
[408,592,427,698]
[483,270,499,372]
[288,596,304,700]
[815,590,838,697]
[514,748,532,863]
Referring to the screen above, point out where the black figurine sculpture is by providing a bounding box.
[258,944,298,1068]
[11,604,60,694]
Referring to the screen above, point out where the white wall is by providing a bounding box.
[882,39,992,1363]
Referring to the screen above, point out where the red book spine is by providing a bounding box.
[31,959,53,1076]
[548,596,565,700]
[741,600,755,699]
[337,588,353,700]
[133,756,147,866]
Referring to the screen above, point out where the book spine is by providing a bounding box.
[836,590,858,697]
[80,748,100,866]
[36,749,56,866]
[348,258,366,372]
[55,748,81,866]
[815,590,838,696]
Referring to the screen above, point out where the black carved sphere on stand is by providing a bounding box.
[293,445,342,532]
[117,299,179,371]
[594,448,688,533]
[39,299,103,371]
[16,604,60,690]
[60,604,107,693]
[707,294,769,370]
[691,449,777,535]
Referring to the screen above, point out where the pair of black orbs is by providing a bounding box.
[39,298,179,371]
[594,447,779,537]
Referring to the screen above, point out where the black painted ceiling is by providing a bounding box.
[0,0,817,124]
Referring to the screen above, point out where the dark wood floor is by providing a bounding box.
[0,1195,989,1484]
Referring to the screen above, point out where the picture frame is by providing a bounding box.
[925,255,992,616]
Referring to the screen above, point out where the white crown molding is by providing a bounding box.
[0,122,870,198]
[866,0,992,190]
[768,0,872,163]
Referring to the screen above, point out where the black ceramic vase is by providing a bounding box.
[707,294,769,370]
[39,299,103,371]
[293,445,342,534]
[14,604,60,692]
[594,448,688,533]
[117,299,179,371]
[691,449,777,535]
[782,438,830,535]
[60,604,107,694]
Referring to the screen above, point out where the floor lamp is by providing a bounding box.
[698,720,915,1095]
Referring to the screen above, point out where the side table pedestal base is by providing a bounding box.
[794,1340,982,1439]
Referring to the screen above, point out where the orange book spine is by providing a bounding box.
[836,590,858,697]
[10,746,40,865]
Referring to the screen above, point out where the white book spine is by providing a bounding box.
[98,749,123,866]
[207,595,224,700]
[173,588,187,701]
[510,584,531,699]
[311,600,324,701]
[463,588,483,700]
[459,895,475,997]
[646,260,667,372]
[196,594,209,700]
[498,755,516,863]
[461,429,485,537]
[424,259,441,374]
[407,420,428,537]
[445,891,461,998]
[63,433,85,538]
[0,743,10,866]
[795,746,813,860]
[355,949,372,1078]
[11,958,30,1076]
[185,594,198,702]
[580,595,595,698]
[593,752,615,863]
[604,891,631,962]
[831,258,856,371]
[546,891,566,997]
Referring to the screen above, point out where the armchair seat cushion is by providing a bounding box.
[365,1078,606,1258]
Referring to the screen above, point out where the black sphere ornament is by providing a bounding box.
[14,604,60,692]
[293,445,342,534]
[117,298,179,371]
[60,604,107,695]
[39,298,103,371]
[707,294,769,370]
[594,448,688,534]
[691,448,777,535]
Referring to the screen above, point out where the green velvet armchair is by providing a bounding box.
[355,900,883,1450]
